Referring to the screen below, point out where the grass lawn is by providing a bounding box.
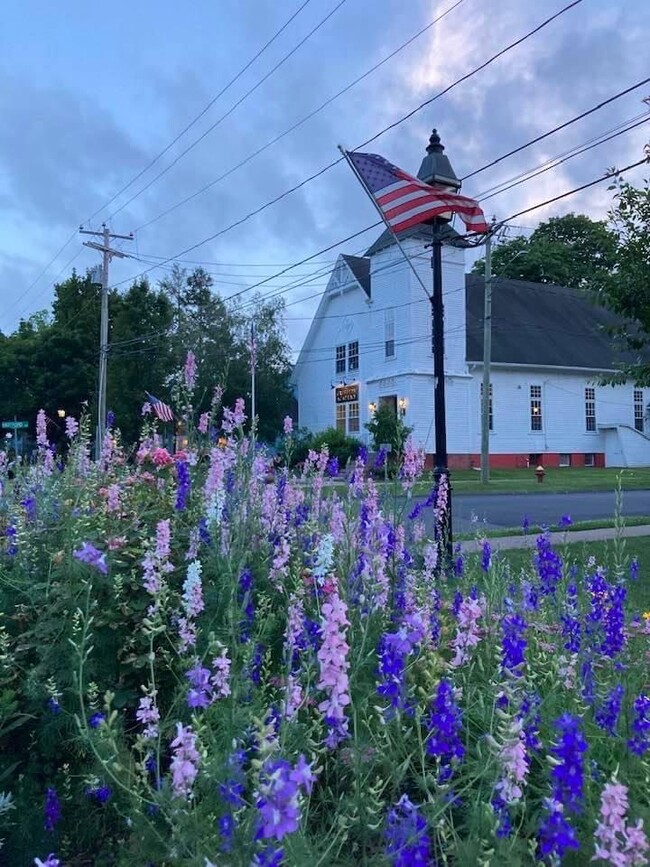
[466,534,650,613]
[409,466,650,496]
[456,515,650,540]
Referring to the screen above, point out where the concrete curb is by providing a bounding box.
[459,524,650,553]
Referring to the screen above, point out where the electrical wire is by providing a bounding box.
[106,0,349,222]
[114,0,584,287]
[83,0,316,226]
[132,0,466,233]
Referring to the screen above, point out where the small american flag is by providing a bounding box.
[145,392,174,423]
[346,151,489,235]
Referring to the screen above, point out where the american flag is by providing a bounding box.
[145,392,174,423]
[346,151,489,235]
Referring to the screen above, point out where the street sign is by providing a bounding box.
[2,421,28,430]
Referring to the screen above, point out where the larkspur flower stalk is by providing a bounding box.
[538,714,587,860]
[594,778,649,865]
[385,795,431,866]
[254,755,315,842]
[628,694,650,756]
[169,723,201,798]
[535,531,563,595]
[317,590,350,748]
[450,594,484,667]
[43,787,61,832]
[595,684,625,736]
[184,350,197,391]
[501,613,527,674]
[426,679,465,782]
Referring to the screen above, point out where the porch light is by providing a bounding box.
[398,397,407,416]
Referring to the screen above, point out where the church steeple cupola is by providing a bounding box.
[417,128,461,191]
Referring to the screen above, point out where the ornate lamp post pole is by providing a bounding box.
[417,130,462,566]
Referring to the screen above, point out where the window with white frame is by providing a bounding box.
[559,453,571,467]
[348,341,359,372]
[336,404,346,433]
[530,385,543,431]
[335,344,346,374]
[584,452,595,467]
[348,402,360,433]
[384,308,395,358]
[585,387,596,432]
[480,382,493,431]
[634,390,644,432]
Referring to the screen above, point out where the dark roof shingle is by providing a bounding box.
[465,274,646,370]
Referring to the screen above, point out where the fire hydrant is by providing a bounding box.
[535,465,545,484]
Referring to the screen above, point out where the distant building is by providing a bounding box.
[293,137,650,469]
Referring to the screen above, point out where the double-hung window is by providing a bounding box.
[335,344,346,375]
[585,387,596,432]
[348,341,359,372]
[384,308,395,358]
[530,385,542,431]
[634,390,644,432]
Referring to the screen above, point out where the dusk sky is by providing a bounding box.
[1,0,648,357]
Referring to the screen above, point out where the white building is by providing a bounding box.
[293,134,650,469]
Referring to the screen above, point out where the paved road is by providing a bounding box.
[448,489,650,534]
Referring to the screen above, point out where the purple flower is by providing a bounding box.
[549,714,587,814]
[481,539,492,572]
[238,567,255,643]
[218,813,236,852]
[630,557,639,581]
[535,532,563,595]
[558,514,572,528]
[253,848,284,867]
[106,410,115,428]
[595,684,624,736]
[385,795,431,866]
[426,679,465,781]
[34,855,61,867]
[44,787,61,832]
[186,663,212,709]
[73,542,108,575]
[561,580,581,653]
[255,756,314,841]
[628,694,650,756]
[538,799,580,861]
[454,543,464,577]
[326,456,339,477]
[219,750,247,807]
[501,613,527,673]
[522,514,530,534]
[175,460,191,511]
[88,712,105,729]
[374,447,387,470]
[47,697,61,715]
[86,784,112,803]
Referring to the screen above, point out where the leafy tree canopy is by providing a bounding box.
[598,174,650,385]
[472,213,618,289]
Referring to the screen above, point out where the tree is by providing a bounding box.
[472,213,618,289]
[158,268,294,441]
[598,175,650,385]
[364,404,412,456]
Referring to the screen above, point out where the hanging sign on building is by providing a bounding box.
[335,384,359,404]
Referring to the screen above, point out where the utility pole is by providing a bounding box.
[79,223,133,457]
[480,222,494,485]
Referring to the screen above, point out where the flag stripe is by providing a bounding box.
[348,150,489,235]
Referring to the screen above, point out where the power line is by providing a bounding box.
[462,76,650,182]
[84,0,315,225]
[106,0,349,222]
[475,112,649,203]
[133,0,465,234]
[115,0,583,287]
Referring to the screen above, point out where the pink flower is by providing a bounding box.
[317,591,350,748]
[450,596,484,667]
[184,350,197,391]
[198,412,210,434]
[136,695,160,740]
[211,647,231,698]
[169,723,201,797]
[65,416,79,439]
[594,777,649,865]
[401,437,425,490]
[36,409,48,449]
[151,447,173,467]
[283,416,293,435]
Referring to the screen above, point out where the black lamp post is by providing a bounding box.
[417,129,462,567]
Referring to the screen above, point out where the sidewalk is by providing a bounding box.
[460,524,650,553]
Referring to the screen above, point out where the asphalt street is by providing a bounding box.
[445,489,650,534]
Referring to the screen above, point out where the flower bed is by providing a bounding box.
[0,383,648,865]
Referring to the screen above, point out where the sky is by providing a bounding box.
[0,0,648,357]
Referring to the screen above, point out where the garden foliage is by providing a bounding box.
[0,355,648,865]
